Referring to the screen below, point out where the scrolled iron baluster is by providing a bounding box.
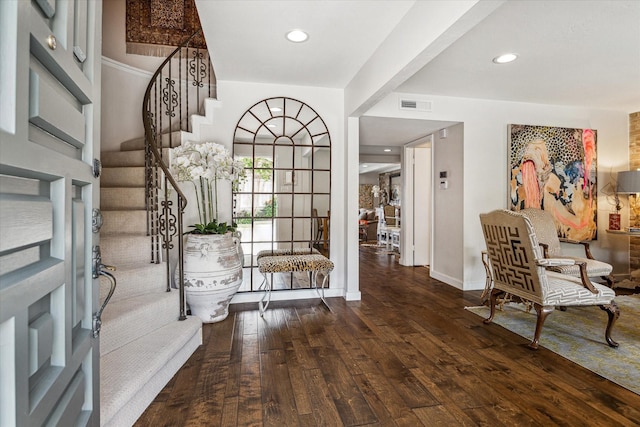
[162,77,178,117]
[142,29,214,320]
[189,49,206,88]
[158,199,177,250]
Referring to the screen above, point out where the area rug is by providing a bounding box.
[465,295,640,395]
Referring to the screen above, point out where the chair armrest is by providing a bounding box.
[537,259,599,293]
[559,238,594,259]
[539,242,550,258]
[576,261,598,293]
[536,258,575,267]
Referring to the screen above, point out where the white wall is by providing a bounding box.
[432,123,464,285]
[365,92,630,290]
[100,59,152,151]
[359,172,379,185]
[188,80,349,298]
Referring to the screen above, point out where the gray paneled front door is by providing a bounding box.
[0,0,102,425]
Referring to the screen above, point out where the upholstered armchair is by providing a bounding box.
[480,209,619,350]
[358,208,378,241]
[519,208,614,287]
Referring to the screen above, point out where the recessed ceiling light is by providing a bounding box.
[286,29,309,43]
[270,107,282,112]
[383,149,391,152]
[267,124,276,128]
[493,53,518,64]
[362,164,369,168]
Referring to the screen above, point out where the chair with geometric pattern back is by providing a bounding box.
[479,209,619,350]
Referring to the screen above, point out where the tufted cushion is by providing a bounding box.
[544,272,615,306]
[256,248,320,260]
[258,254,334,274]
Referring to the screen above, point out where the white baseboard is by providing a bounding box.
[429,270,463,290]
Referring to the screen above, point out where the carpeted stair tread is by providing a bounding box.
[100,316,202,427]
[100,290,182,356]
[101,187,146,210]
[120,132,182,151]
[102,167,145,187]
[101,150,145,167]
[99,263,167,302]
[101,210,147,234]
[119,137,146,151]
[100,234,153,266]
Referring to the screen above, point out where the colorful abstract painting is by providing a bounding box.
[509,124,597,241]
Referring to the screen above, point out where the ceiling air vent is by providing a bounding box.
[399,98,432,112]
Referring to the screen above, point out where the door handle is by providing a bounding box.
[92,245,117,337]
[93,264,116,338]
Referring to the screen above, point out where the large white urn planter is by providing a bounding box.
[180,232,242,323]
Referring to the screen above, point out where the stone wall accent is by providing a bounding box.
[629,112,640,270]
[359,184,374,208]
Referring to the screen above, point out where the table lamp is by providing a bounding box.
[616,170,640,227]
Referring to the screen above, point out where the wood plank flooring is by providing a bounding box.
[135,245,640,426]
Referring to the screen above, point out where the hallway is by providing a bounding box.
[135,245,640,426]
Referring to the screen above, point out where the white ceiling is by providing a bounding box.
[196,0,640,173]
[195,0,415,88]
[397,0,640,110]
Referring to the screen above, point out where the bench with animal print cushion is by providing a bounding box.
[257,252,334,315]
[256,248,320,260]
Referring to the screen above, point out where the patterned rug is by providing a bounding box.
[466,295,640,395]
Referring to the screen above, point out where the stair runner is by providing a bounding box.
[99,137,202,426]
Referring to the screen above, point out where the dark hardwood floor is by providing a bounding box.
[135,245,640,426]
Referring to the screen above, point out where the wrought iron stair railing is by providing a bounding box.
[142,30,216,320]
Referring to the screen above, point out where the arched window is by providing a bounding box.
[232,97,331,292]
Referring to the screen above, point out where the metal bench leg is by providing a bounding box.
[258,274,272,317]
[312,269,331,312]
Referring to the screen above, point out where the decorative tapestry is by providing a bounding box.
[126,0,206,56]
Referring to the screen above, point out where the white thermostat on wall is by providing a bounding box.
[439,171,448,189]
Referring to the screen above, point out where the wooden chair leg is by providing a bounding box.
[599,302,620,348]
[529,304,554,350]
[483,288,503,325]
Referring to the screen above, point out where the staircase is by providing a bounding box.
[99,137,202,427]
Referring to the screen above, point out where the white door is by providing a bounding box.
[400,145,431,266]
[0,1,102,425]
[413,147,431,265]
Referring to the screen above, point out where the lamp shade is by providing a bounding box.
[616,170,640,194]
